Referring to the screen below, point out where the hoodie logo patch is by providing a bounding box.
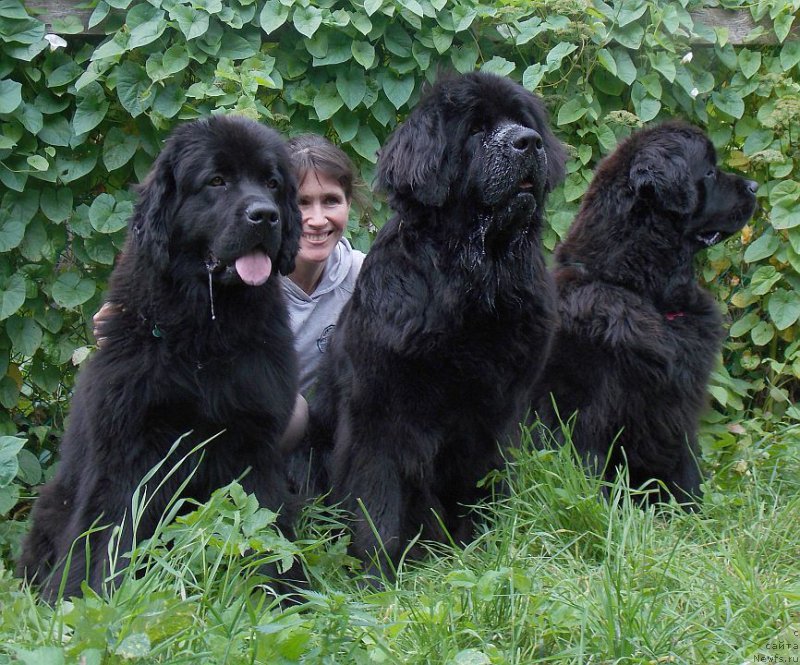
[317,324,336,353]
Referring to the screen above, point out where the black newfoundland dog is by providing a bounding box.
[309,72,566,570]
[18,115,301,599]
[534,121,757,506]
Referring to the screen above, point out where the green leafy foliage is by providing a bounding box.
[0,0,798,560]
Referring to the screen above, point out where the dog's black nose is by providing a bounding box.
[745,180,759,194]
[511,128,544,155]
[246,203,279,225]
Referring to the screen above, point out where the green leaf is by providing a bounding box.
[51,271,96,308]
[384,24,412,57]
[593,123,617,153]
[0,217,26,253]
[382,73,414,109]
[16,448,41,484]
[259,0,288,34]
[744,230,779,263]
[351,41,375,69]
[431,27,453,54]
[0,274,26,320]
[767,289,800,331]
[116,62,153,117]
[336,68,366,110]
[515,17,544,45]
[398,0,423,17]
[40,188,73,223]
[0,79,22,114]
[333,113,359,143]
[89,193,132,234]
[451,5,476,32]
[769,180,799,208]
[103,127,139,171]
[114,634,151,658]
[171,4,209,40]
[612,48,637,85]
[0,376,19,410]
[522,64,546,91]
[737,49,761,79]
[774,14,795,43]
[742,128,773,155]
[648,51,675,82]
[39,116,73,147]
[0,436,25,487]
[152,83,185,118]
[596,48,616,76]
[73,82,109,136]
[0,0,32,20]
[612,22,644,49]
[750,265,781,296]
[364,0,382,16]
[26,155,48,171]
[313,83,344,121]
[563,172,589,202]
[557,97,588,126]
[351,125,380,163]
[450,43,479,73]
[711,89,744,119]
[90,32,130,61]
[127,5,166,49]
[6,317,42,356]
[146,44,190,82]
[729,312,759,338]
[218,32,258,60]
[293,6,322,38]
[0,485,20,516]
[56,148,98,183]
[772,204,800,230]
[780,41,800,70]
[546,42,578,72]
[631,83,660,122]
[751,320,775,346]
[481,56,515,77]
[51,14,84,34]
[617,0,647,27]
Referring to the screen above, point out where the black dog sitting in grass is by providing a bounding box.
[534,121,757,507]
[18,116,302,600]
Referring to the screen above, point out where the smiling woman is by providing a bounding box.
[281,134,367,396]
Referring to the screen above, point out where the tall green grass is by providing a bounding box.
[2,419,799,664]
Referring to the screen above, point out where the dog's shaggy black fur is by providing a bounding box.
[309,72,566,570]
[534,121,757,506]
[18,116,301,599]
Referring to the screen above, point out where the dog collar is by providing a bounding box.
[664,311,685,321]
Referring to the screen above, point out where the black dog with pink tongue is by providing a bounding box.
[18,115,303,600]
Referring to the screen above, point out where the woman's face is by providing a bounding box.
[295,171,350,266]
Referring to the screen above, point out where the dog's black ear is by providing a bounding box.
[130,147,177,271]
[629,145,696,214]
[277,176,301,276]
[376,101,453,207]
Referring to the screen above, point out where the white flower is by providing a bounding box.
[690,88,699,99]
[681,51,693,64]
[45,34,67,51]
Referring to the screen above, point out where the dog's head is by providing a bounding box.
[627,121,758,250]
[131,115,301,285]
[376,72,566,217]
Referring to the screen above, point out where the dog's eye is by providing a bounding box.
[266,178,279,190]
[209,176,225,187]
[704,168,716,180]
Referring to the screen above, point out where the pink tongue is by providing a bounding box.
[234,250,272,286]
